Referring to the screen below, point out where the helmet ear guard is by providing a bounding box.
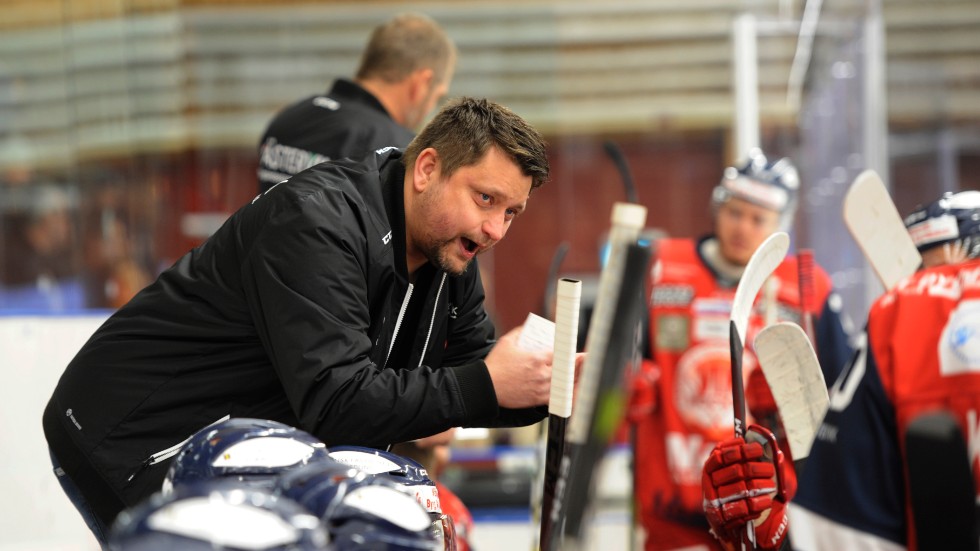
[712,148,801,231]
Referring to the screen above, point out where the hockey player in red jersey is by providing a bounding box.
[630,149,852,550]
[701,190,980,550]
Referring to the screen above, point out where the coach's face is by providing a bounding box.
[407,146,530,276]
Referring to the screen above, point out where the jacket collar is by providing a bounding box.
[328,78,396,121]
[380,154,411,281]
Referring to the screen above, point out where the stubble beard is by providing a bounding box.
[423,238,472,277]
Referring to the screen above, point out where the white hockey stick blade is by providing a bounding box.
[754,322,829,460]
[843,170,922,289]
[550,278,581,418]
[730,232,790,346]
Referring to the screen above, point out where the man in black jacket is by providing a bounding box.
[257,12,456,193]
[44,97,557,545]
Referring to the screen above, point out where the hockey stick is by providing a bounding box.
[541,242,571,320]
[603,140,639,203]
[796,248,817,348]
[558,243,651,551]
[905,410,979,551]
[843,170,922,289]
[753,322,828,461]
[545,202,647,551]
[539,278,582,550]
[729,231,790,550]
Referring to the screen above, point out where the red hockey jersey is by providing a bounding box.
[792,259,980,550]
[633,237,843,550]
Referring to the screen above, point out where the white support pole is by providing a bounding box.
[733,13,760,161]
[862,1,889,305]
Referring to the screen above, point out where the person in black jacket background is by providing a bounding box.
[44,97,561,547]
[257,12,456,193]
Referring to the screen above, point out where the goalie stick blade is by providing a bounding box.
[843,170,922,289]
[754,322,829,460]
[730,232,790,346]
[905,411,979,551]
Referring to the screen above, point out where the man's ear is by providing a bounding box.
[412,147,439,192]
[409,68,435,102]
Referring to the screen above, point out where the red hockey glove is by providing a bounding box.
[702,425,793,551]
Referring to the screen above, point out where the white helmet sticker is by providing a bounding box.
[402,483,441,513]
[146,497,309,549]
[211,438,317,468]
[328,450,400,474]
[342,485,432,532]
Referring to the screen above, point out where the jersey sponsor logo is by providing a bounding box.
[312,96,340,110]
[940,299,980,375]
[674,342,755,439]
[692,297,731,315]
[259,137,330,177]
[651,284,694,307]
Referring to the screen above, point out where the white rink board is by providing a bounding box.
[0,315,639,550]
[0,314,107,551]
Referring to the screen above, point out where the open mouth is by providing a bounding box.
[462,237,479,254]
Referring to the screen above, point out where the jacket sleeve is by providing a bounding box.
[240,186,474,447]
[442,262,548,428]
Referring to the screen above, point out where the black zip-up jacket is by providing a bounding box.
[43,148,546,524]
[257,79,415,193]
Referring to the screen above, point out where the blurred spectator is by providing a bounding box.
[0,183,85,311]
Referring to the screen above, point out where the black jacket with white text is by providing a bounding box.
[43,148,545,523]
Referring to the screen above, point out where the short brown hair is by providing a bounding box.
[355,13,456,85]
[404,97,549,190]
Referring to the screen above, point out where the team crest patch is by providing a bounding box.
[675,342,756,441]
[656,314,689,351]
[940,299,980,375]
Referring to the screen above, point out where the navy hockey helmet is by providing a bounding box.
[273,457,368,519]
[163,418,330,494]
[326,481,443,551]
[108,480,329,551]
[712,148,800,230]
[904,191,980,260]
[327,446,441,514]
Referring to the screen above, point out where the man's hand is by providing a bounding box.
[702,425,794,551]
[484,325,552,409]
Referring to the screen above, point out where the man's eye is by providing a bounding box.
[480,193,492,204]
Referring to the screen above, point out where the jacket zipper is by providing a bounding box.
[126,414,231,483]
[384,283,413,369]
[417,274,446,367]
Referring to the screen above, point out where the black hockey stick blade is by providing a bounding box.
[906,410,979,551]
